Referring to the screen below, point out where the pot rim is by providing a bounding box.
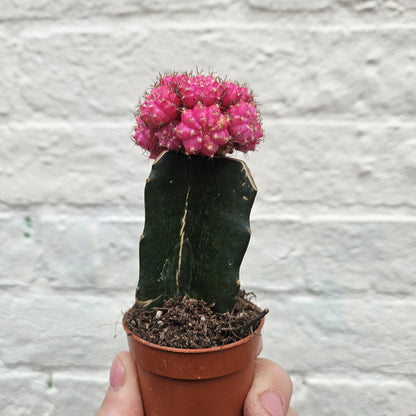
[123,313,264,355]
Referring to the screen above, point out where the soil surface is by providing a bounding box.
[124,291,267,349]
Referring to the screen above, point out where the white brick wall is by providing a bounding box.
[1,1,415,415]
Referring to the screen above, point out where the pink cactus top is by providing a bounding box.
[133,73,263,158]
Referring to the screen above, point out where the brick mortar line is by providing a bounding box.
[1,209,415,223]
[3,285,415,303]
[1,363,113,374]
[2,364,415,381]
[0,368,108,378]
[2,17,416,32]
[2,283,414,299]
[299,374,416,385]
[256,200,416,212]
[245,286,416,301]
[2,119,416,130]
[289,371,416,384]
[263,118,416,128]
[251,214,416,223]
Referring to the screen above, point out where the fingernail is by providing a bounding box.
[110,357,125,392]
[259,390,284,416]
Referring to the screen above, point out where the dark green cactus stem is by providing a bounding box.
[136,151,257,313]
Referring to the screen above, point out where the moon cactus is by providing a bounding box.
[133,71,263,313]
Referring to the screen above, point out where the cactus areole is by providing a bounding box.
[133,72,263,313]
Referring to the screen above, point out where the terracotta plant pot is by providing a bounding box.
[123,314,264,416]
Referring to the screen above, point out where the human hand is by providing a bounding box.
[95,351,298,416]
[95,351,143,416]
[244,358,298,416]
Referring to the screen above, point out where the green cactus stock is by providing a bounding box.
[135,151,257,313]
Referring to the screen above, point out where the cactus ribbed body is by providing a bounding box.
[136,151,257,313]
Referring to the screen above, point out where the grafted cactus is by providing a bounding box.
[133,71,263,313]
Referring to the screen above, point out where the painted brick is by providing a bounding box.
[335,0,416,16]
[292,375,416,416]
[5,212,413,296]
[0,32,15,116]
[248,0,331,12]
[36,215,142,290]
[95,218,142,290]
[254,29,416,120]
[0,213,143,290]
[1,0,232,20]
[243,219,416,296]
[260,295,416,376]
[0,371,52,416]
[1,122,414,214]
[35,215,99,288]
[0,369,108,416]
[249,121,416,216]
[248,0,416,24]
[0,207,148,291]
[48,371,108,416]
[0,124,147,207]
[12,27,416,121]
[3,0,416,23]
[0,215,40,286]
[0,291,131,369]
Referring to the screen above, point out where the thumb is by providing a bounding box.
[244,358,294,416]
[96,351,144,416]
